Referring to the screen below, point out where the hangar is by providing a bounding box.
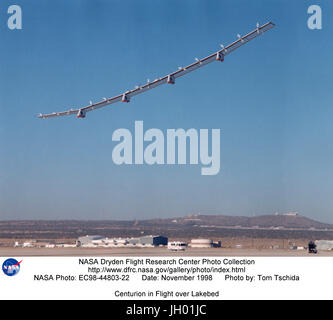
[76,235,168,247]
[128,235,168,246]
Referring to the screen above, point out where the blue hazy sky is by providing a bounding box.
[1,0,333,222]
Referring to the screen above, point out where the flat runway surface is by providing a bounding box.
[1,247,333,256]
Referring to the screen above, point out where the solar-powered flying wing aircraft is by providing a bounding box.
[38,22,275,119]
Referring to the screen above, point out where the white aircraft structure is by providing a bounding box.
[38,22,275,119]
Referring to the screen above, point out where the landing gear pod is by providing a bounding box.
[216,52,224,61]
[77,109,86,118]
[167,75,175,84]
[122,93,130,102]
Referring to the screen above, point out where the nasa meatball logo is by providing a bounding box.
[2,258,22,277]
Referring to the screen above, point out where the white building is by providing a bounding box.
[315,240,333,250]
[190,239,213,248]
[77,235,168,247]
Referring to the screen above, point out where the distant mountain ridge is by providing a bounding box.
[1,214,333,241]
[142,213,333,230]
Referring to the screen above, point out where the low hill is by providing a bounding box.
[0,214,332,241]
[143,214,333,230]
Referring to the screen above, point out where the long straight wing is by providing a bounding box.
[38,22,275,119]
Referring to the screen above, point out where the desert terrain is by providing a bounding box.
[0,214,332,256]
